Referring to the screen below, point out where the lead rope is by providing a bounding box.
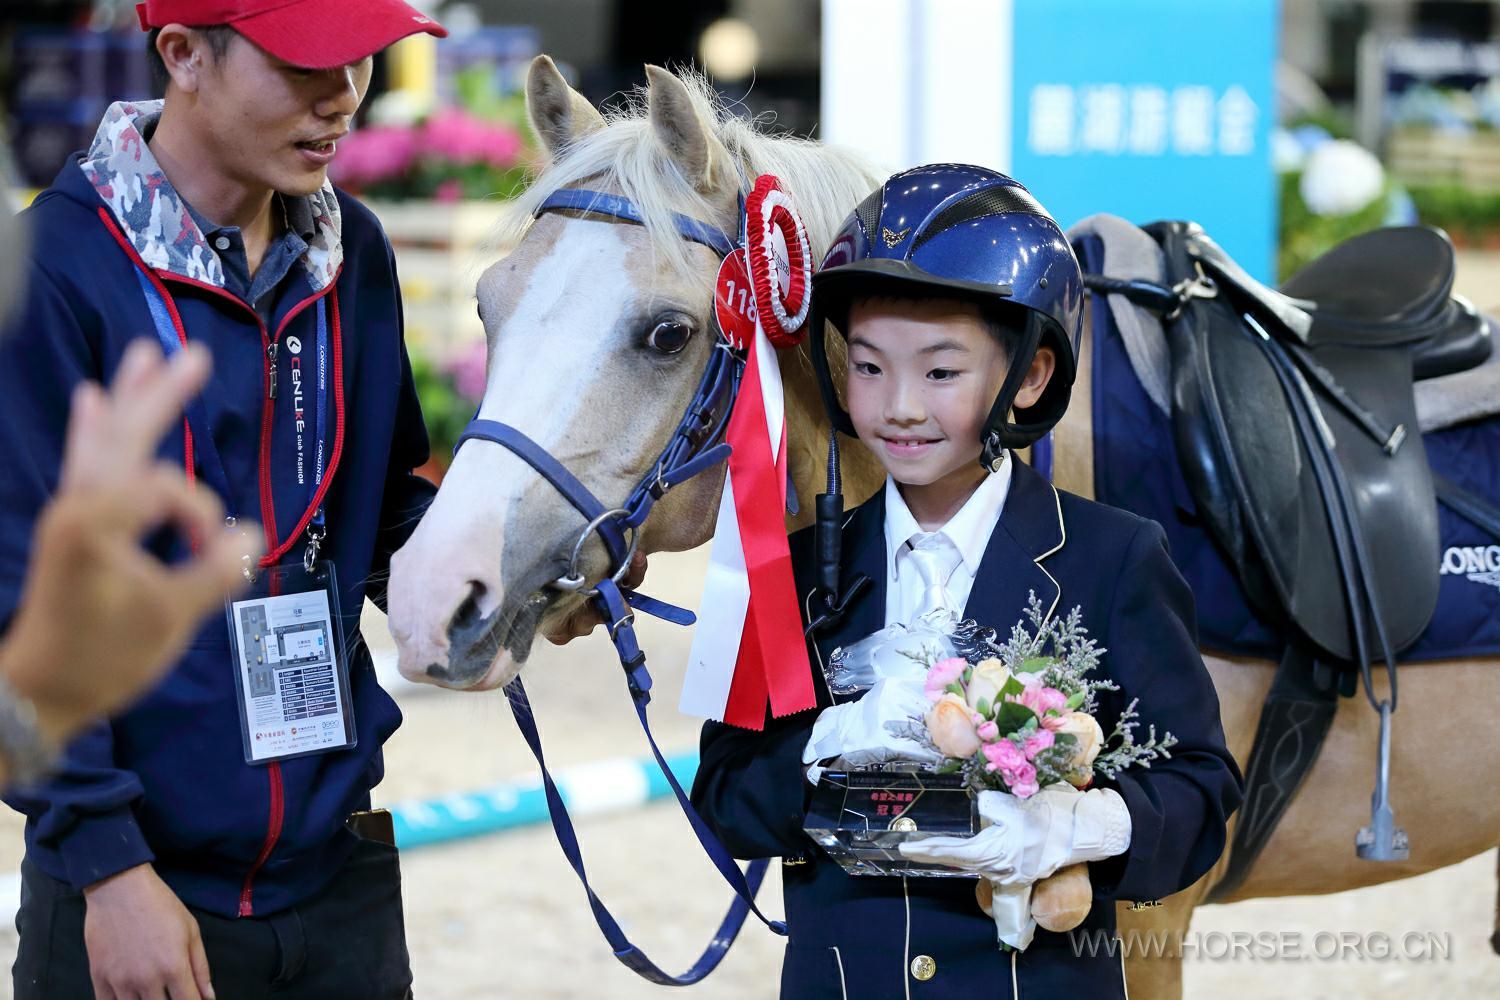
[503,576,785,986]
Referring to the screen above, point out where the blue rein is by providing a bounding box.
[456,188,785,985]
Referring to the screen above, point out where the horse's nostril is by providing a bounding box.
[451,581,488,633]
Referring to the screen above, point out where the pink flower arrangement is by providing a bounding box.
[329,125,420,189]
[909,601,1176,800]
[422,107,526,166]
[922,654,1087,799]
[330,107,532,201]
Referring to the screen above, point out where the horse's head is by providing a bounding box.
[387,57,882,690]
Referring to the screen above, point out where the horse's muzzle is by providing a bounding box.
[422,585,556,690]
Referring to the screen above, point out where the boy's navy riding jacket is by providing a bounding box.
[0,101,435,918]
[691,457,1244,998]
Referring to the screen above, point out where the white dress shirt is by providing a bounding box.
[883,459,1014,626]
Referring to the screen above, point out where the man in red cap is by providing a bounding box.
[2,3,446,998]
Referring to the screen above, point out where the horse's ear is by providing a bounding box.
[526,54,605,158]
[645,64,731,195]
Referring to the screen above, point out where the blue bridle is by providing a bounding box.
[455,187,786,985]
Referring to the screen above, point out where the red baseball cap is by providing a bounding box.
[136,0,448,69]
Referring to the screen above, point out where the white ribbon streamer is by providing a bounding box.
[679,326,787,721]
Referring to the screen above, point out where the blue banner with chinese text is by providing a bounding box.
[1010,0,1279,279]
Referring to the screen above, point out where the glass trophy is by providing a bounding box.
[805,613,998,877]
[803,765,978,878]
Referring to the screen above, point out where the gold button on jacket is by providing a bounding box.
[910,954,937,981]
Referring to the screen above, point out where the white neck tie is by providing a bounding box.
[907,532,963,620]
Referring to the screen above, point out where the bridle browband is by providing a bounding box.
[454,186,786,985]
[529,187,740,257]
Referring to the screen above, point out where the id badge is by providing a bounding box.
[226,561,357,764]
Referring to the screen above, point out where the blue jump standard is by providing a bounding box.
[389,750,700,849]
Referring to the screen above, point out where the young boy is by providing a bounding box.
[690,165,1243,998]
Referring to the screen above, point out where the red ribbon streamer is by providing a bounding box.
[720,332,815,729]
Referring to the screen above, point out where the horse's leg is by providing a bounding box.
[1115,876,1212,1000]
[1108,651,1263,999]
[1213,657,1500,899]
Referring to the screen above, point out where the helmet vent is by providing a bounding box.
[854,187,884,242]
[910,184,1046,253]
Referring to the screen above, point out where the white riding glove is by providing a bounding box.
[897,784,1132,885]
[801,676,941,780]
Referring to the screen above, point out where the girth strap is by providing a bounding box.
[1206,644,1338,903]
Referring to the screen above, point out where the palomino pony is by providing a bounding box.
[385,58,1500,998]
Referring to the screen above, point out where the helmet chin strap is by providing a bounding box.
[980,312,1049,466]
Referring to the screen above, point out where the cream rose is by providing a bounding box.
[1052,711,1104,786]
[925,693,982,759]
[965,657,1011,712]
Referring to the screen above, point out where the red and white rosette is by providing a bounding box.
[745,174,813,347]
[681,176,818,730]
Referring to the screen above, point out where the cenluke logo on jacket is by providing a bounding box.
[288,333,309,482]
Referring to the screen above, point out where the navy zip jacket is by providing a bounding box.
[691,458,1244,998]
[0,101,436,917]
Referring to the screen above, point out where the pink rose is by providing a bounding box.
[1009,767,1040,799]
[976,720,1000,742]
[1022,729,1055,760]
[924,657,967,701]
[925,694,981,759]
[1015,683,1067,717]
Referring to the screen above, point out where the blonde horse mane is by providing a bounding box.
[496,68,889,521]
[498,69,881,289]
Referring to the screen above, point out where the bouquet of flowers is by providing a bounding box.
[807,595,1176,947]
[895,596,1177,798]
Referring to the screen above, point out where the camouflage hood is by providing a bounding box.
[79,100,344,292]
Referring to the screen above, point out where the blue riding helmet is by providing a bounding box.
[810,163,1084,464]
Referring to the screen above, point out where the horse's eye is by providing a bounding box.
[646,320,692,355]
